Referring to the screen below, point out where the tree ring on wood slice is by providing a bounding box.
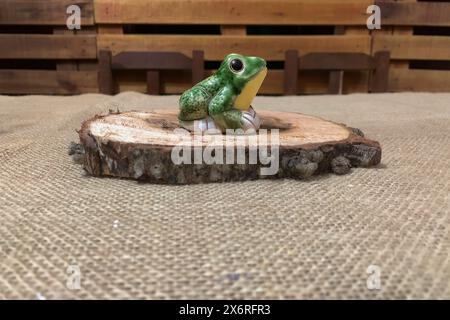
[78,109,382,184]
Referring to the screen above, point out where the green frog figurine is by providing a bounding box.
[178,53,267,133]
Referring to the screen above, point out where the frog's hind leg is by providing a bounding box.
[210,108,261,132]
[209,109,243,131]
[178,87,209,121]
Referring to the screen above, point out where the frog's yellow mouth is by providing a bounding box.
[234,67,267,111]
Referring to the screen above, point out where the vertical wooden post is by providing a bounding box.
[53,27,78,71]
[382,0,414,92]
[390,0,414,69]
[98,50,114,95]
[370,51,390,93]
[341,26,370,93]
[328,71,344,94]
[77,27,98,71]
[284,50,299,95]
[329,26,345,94]
[192,50,204,85]
[97,25,123,94]
[146,71,160,95]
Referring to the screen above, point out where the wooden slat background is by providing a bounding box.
[0,0,449,95]
[0,70,98,94]
[0,0,97,94]
[373,0,450,93]
[94,0,372,25]
[376,1,450,27]
[97,35,372,60]
[0,0,94,25]
[372,35,450,60]
[0,35,97,59]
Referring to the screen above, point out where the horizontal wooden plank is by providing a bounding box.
[389,68,450,92]
[0,35,97,59]
[373,35,450,60]
[0,0,94,25]
[221,25,246,36]
[98,35,371,60]
[94,0,372,25]
[377,1,450,27]
[111,51,193,70]
[0,70,98,94]
[299,53,375,70]
[115,69,369,95]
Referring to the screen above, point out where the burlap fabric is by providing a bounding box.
[0,92,449,299]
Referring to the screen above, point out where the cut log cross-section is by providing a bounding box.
[78,110,382,184]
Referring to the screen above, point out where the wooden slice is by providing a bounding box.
[78,109,381,184]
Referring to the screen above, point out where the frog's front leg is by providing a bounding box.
[207,86,238,130]
[208,87,260,132]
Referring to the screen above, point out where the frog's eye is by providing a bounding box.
[229,58,244,73]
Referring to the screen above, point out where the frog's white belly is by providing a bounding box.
[234,67,267,111]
